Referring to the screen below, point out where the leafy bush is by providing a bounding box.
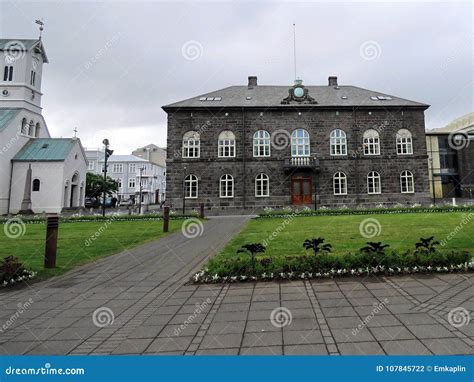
[415,236,440,255]
[303,238,332,255]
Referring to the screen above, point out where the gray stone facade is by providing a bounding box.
[163,78,431,213]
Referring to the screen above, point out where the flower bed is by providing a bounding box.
[193,250,473,283]
[1,256,36,288]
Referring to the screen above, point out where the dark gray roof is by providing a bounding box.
[0,39,48,63]
[163,85,429,110]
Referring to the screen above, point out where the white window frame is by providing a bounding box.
[88,161,95,171]
[330,129,347,156]
[116,178,123,189]
[333,172,347,195]
[400,170,414,193]
[219,174,234,198]
[128,178,136,188]
[291,129,310,157]
[185,175,198,199]
[218,131,236,158]
[363,129,380,155]
[367,171,381,194]
[255,173,269,197]
[253,130,271,157]
[182,131,200,158]
[129,163,137,173]
[112,163,123,173]
[396,129,413,155]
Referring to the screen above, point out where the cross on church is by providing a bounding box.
[73,127,78,138]
[35,19,44,39]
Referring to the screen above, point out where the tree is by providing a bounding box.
[86,172,118,200]
[303,238,332,255]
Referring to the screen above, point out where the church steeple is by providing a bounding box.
[0,34,48,114]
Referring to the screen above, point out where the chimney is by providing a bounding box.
[248,76,258,89]
[328,76,338,87]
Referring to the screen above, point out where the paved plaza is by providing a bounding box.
[0,217,472,355]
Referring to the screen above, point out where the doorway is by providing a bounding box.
[291,176,312,204]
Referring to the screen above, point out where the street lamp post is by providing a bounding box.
[138,166,145,214]
[102,139,113,217]
[182,166,187,215]
[430,157,436,205]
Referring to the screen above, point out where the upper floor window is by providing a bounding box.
[28,120,34,136]
[218,131,236,157]
[255,173,269,197]
[112,163,123,173]
[333,172,347,195]
[88,161,95,171]
[253,130,270,157]
[129,177,136,188]
[129,163,136,173]
[3,66,13,81]
[30,70,36,86]
[291,129,310,157]
[219,174,234,198]
[400,170,414,193]
[396,129,413,155]
[367,171,381,194]
[35,122,40,137]
[21,118,28,134]
[32,179,40,192]
[185,174,198,199]
[182,131,200,158]
[363,129,380,155]
[330,129,347,156]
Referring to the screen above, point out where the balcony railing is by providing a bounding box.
[284,156,320,170]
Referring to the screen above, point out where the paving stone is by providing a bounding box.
[406,324,457,339]
[195,348,239,355]
[199,334,243,349]
[364,315,402,328]
[337,341,385,355]
[321,306,358,317]
[282,318,318,331]
[145,336,194,353]
[27,340,83,355]
[327,317,361,329]
[206,321,246,335]
[213,311,248,322]
[0,341,41,355]
[396,313,439,325]
[380,339,432,355]
[370,326,415,341]
[111,339,153,354]
[240,346,282,355]
[128,326,164,339]
[219,303,251,312]
[283,330,324,345]
[159,323,201,338]
[242,332,282,347]
[421,338,473,355]
[333,327,375,343]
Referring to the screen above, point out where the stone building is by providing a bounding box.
[163,76,431,213]
[426,112,474,199]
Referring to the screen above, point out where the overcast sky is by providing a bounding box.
[1,1,472,154]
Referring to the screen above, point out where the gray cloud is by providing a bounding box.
[1,1,472,154]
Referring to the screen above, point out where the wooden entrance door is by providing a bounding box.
[291,176,312,204]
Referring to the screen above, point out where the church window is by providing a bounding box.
[32,179,40,192]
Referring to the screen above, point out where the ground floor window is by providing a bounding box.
[367,171,381,194]
[400,170,414,193]
[333,172,347,195]
[185,174,198,198]
[255,173,269,197]
[219,174,234,198]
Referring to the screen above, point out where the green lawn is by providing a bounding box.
[218,212,474,260]
[1,220,182,278]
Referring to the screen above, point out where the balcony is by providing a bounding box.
[284,156,320,171]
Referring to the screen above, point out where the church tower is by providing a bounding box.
[0,38,48,114]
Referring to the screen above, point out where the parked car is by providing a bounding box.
[85,197,100,208]
[118,199,133,207]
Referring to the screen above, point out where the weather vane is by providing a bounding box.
[35,19,44,40]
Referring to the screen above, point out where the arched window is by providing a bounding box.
[400,170,414,193]
[21,118,28,135]
[219,174,234,198]
[182,131,200,158]
[35,122,40,137]
[363,129,380,155]
[218,131,236,157]
[367,171,381,194]
[32,179,40,192]
[184,175,198,198]
[3,66,13,81]
[253,130,270,157]
[333,172,347,195]
[291,129,310,157]
[255,173,269,197]
[28,120,34,136]
[396,129,413,155]
[330,129,347,156]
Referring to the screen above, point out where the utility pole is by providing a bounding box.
[102,139,113,217]
[138,166,145,214]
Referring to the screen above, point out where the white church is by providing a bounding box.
[0,37,87,215]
